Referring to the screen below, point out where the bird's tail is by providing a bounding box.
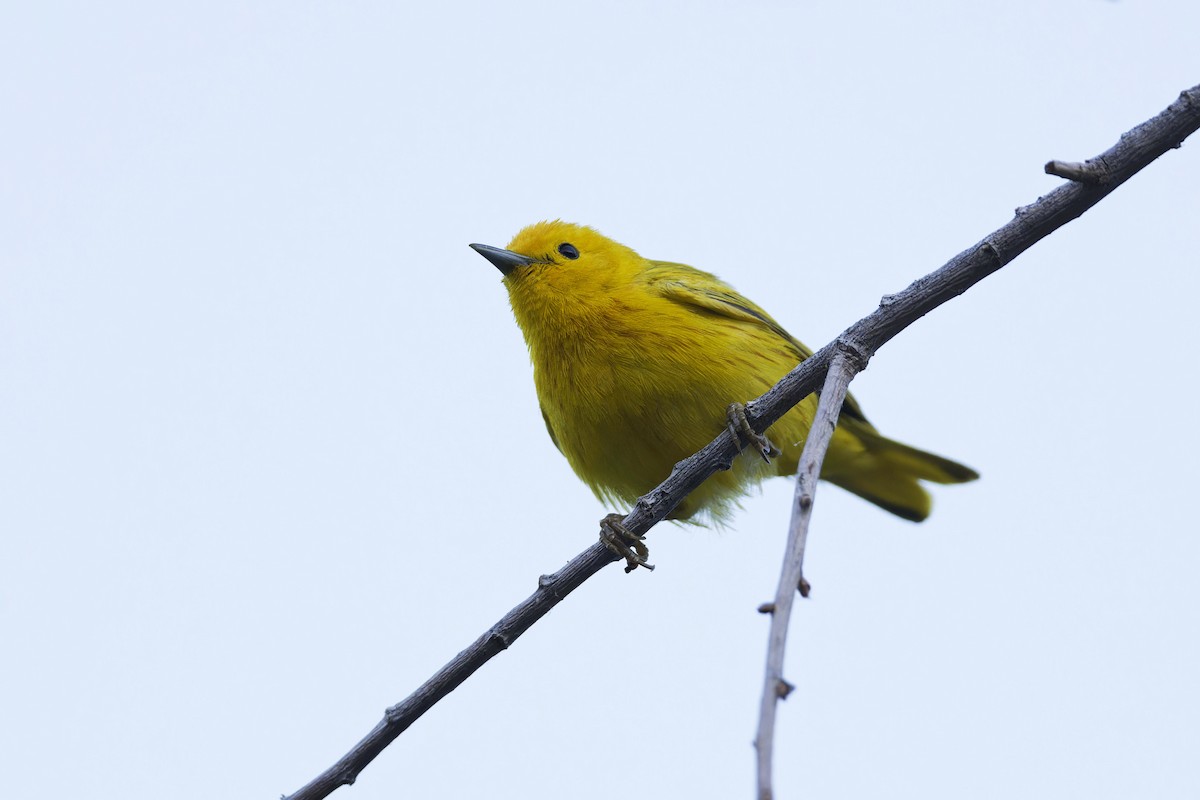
[819,426,979,522]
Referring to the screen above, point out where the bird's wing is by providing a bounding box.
[645,260,871,424]
[540,405,562,452]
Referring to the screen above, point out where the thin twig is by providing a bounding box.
[1045,158,1110,183]
[754,341,868,800]
[282,83,1200,800]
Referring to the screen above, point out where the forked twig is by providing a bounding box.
[750,84,1200,800]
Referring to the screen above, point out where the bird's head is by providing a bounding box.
[470,221,645,314]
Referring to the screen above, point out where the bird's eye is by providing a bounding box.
[557,243,580,260]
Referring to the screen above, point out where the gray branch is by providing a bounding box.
[755,342,867,799]
[282,83,1200,800]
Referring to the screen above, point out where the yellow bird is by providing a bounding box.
[472,221,976,561]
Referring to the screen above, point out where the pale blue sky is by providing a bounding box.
[3,2,1198,798]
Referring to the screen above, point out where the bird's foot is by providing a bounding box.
[599,513,655,573]
[727,402,780,463]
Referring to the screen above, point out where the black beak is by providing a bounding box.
[469,243,536,276]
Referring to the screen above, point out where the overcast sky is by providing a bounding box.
[3,2,1199,798]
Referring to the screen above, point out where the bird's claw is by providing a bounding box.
[727,402,780,463]
[599,513,655,573]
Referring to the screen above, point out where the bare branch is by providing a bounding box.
[282,83,1200,800]
[755,341,866,800]
[745,82,1200,799]
[1044,158,1110,184]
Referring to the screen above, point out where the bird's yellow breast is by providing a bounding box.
[477,220,977,525]
[504,243,808,520]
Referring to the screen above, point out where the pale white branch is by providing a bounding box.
[754,341,867,800]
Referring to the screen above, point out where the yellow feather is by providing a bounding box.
[477,220,977,524]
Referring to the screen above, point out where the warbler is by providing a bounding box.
[472,221,976,566]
